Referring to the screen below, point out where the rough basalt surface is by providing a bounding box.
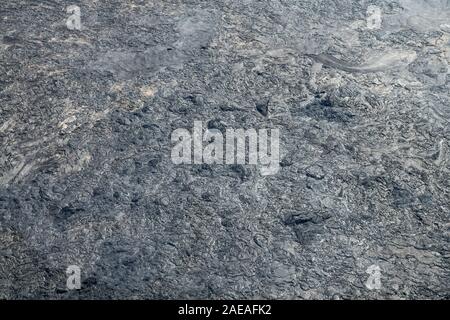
[0,0,449,299]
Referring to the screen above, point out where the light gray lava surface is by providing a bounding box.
[0,0,449,299]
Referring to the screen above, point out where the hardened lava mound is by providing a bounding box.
[0,0,449,299]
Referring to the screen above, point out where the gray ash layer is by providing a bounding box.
[0,0,449,299]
